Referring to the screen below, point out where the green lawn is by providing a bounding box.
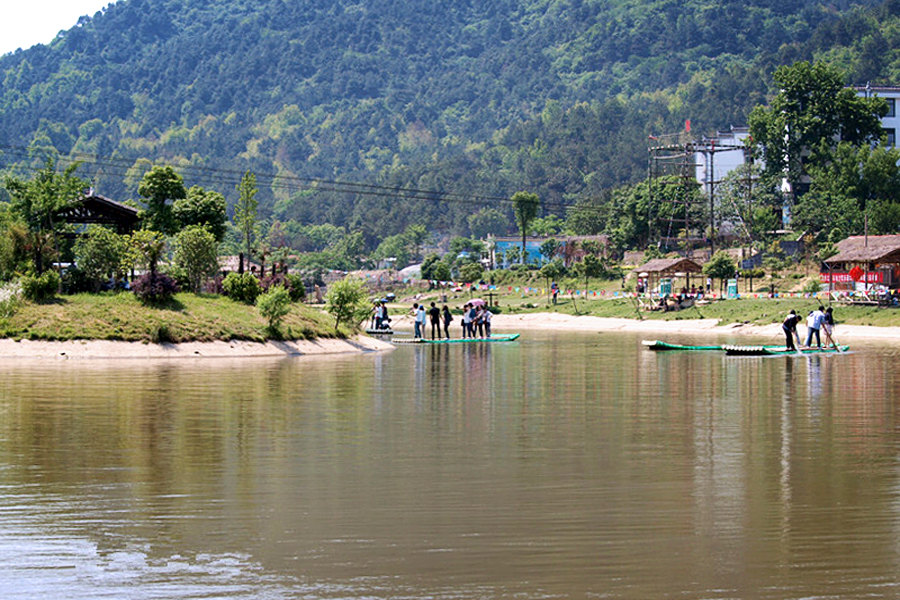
[396,284,900,328]
[0,292,343,343]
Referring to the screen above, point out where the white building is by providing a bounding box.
[855,85,900,147]
[694,126,751,198]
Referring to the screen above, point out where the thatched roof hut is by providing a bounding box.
[636,257,703,294]
[822,235,900,290]
[823,235,900,266]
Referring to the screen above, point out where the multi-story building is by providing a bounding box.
[694,126,752,199]
[855,84,900,147]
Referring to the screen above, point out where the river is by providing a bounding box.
[1,331,899,599]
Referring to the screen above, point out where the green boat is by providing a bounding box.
[723,344,849,356]
[642,340,724,351]
[393,333,520,345]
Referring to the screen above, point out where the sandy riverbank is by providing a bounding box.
[392,312,900,344]
[3,312,896,359]
[0,335,394,360]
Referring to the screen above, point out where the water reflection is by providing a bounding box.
[0,335,898,598]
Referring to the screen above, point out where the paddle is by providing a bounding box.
[829,331,844,353]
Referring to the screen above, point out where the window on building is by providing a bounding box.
[886,128,896,147]
[888,98,897,118]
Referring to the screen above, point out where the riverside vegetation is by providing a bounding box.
[0,290,342,343]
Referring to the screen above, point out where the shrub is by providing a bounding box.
[262,273,306,302]
[459,262,484,283]
[325,276,370,331]
[223,272,261,304]
[173,225,220,292]
[73,225,127,292]
[21,270,61,303]
[257,285,291,333]
[802,279,822,294]
[0,280,22,318]
[60,265,94,294]
[203,275,224,295]
[284,273,306,302]
[131,272,180,304]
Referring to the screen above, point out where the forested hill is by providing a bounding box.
[0,0,898,242]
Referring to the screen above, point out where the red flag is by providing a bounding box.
[685,119,691,132]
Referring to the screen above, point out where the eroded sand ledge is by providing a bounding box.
[0,335,395,360]
[2,312,897,359]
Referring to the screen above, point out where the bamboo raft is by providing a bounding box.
[392,333,520,345]
[722,344,849,356]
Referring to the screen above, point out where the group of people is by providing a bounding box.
[371,301,391,331]
[781,305,837,351]
[412,302,454,340]
[409,301,493,340]
[460,302,492,339]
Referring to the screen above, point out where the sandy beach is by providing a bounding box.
[0,335,394,360]
[392,312,900,345]
[1,312,896,359]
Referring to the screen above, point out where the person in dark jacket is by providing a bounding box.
[782,309,801,351]
[429,302,442,340]
[441,305,453,339]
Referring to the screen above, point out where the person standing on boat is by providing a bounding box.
[428,302,442,340]
[441,305,453,339]
[804,306,825,348]
[482,306,493,338]
[461,303,471,338]
[471,304,483,338]
[782,309,801,351]
[372,301,383,330]
[823,306,837,349]
[411,303,424,339]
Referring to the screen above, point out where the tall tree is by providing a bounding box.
[468,207,508,239]
[234,171,258,273]
[137,165,186,235]
[174,225,220,293]
[748,61,886,198]
[511,191,540,264]
[4,159,88,274]
[173,185,228,241]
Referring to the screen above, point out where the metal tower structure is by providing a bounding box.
[648,131,745,256]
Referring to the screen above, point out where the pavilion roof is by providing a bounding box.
[637,257,703,275]
[56,193,140,234]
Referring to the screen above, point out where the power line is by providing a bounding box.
[0,143,611,217]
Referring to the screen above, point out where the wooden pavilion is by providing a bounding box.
[822,235,900,291]
[636,257,703,295]
[56,193,140,235]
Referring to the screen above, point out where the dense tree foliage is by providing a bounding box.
[0,0,898,254]
[749,61,887,195]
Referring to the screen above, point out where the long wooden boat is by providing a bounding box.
[393,333,520,345]
[723,344,849,356]
[642,340,724,351]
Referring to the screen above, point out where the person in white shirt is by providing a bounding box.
[461,303,472,338]
[805,306,825,348]
[411,303,425,338]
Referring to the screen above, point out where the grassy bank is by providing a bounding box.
[0,292,343,343]
[394,284,900,328]
[501,295,900,327]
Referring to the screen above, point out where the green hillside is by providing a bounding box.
[0,0,898,245]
